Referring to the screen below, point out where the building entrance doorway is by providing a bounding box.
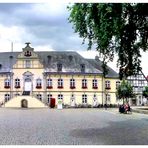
[24,78,32,91]
[71,94,75,107]
[21,99,28,108]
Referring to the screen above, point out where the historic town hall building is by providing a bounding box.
[0,43,120,108]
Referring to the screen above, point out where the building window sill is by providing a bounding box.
[47,86,53,89]
[4,86,10,89]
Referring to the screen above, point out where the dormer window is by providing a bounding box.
[47,55,52,63]
[80,64,85,73]
[9,55,13,59]
[57,63,62,72]
[24,51,31,57]
[69,55,73,62]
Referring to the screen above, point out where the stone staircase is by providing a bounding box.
[22,91,30,96]
[3,95,47,108]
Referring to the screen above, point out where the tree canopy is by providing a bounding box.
[68,3,148,79]
[116,79,134,104]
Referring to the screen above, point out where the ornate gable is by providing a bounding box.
[17,42,38,59]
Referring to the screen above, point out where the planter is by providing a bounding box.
[47,86,53,89]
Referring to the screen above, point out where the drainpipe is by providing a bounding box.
[102,76,104,105]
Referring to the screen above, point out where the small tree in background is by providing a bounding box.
[116,79,134,104]
[143,86,148,99]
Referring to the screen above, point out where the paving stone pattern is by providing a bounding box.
[0,108,148,145]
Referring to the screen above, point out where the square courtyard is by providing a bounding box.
[0,108,148,145]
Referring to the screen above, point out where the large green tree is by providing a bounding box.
[116,80,134,104]
[68,3,148,79]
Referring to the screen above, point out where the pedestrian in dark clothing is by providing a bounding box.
[104,104,107,110]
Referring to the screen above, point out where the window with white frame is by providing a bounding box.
[58,94,63,100]
[37,94,42,101]
[105,80,111,89]
[82,94,87,104]
[82,79,87,88]
[36,78,42,87]
[116,81,120,89]
[106,94,111,102]
[47,94,52,103]
[70,79,75,88]
[25,60,31,68]
[4,79,10,87]
[92,79,98,88]
[58,79,63,88]
[93,94,97,100]
[47,79,52,88]
[5,94,10,102]
[15,78,20,88]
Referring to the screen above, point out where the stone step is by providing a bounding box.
[22,91,30,96]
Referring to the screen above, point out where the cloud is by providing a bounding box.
[0,3,86,51]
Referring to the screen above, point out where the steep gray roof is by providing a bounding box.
[0,52,19,73]
[0,51,118,77]
[87,57,119,78]
[0,51,102,74]
[37,51,102,74]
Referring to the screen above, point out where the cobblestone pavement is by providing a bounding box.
[0,108,147,145]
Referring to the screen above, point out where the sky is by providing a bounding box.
[0,1,147,76]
